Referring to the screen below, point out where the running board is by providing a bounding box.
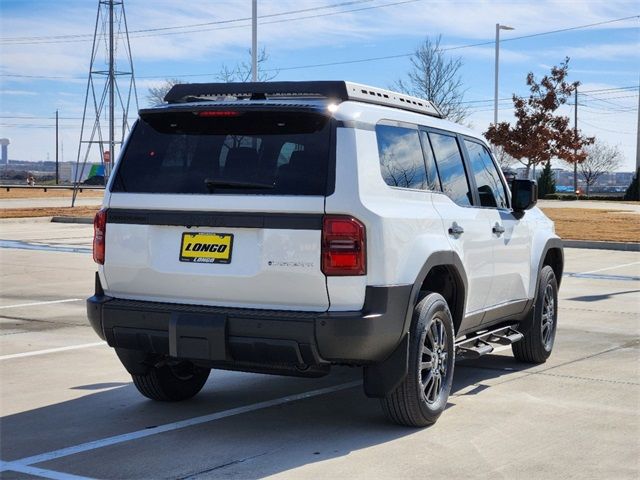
[455,325,522,360]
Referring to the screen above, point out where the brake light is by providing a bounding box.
[93,208,107,265]
[197,111,241,117]
[322,215,366,276]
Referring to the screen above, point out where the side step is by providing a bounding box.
[455,325,523,360]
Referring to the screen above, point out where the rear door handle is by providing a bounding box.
[492,223,505,235]
[448,223,464,236]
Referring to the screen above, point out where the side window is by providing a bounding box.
[419,130,442,192]
[428,132,472,206]
[464,140,509,209]
[376,125,428,190]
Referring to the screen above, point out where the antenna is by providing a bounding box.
[72,0,138,206]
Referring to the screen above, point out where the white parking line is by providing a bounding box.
[0,342,106,361]
[0,298,81,309]
[0,463,92,480]
[580,261,640,275]
[1,380,361,473]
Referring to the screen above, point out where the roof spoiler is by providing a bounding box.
[164,81,443,118]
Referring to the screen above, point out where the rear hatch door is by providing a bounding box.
[103,106,333,311]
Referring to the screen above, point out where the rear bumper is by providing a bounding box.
[87,277,411,368]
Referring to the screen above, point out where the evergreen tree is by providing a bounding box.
[624,168,639,201]
[538,161,556,198]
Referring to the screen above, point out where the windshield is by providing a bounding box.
[112,110,333,195]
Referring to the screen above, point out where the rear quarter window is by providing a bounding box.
[376,124,429,190]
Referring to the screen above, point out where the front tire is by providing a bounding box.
[512,265,558,363]
[132,360,210,401]
[381,292,455,427]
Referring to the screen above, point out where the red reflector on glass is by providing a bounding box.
[322,215,366,276]
[197,111,241,117]
[93,208,107,265]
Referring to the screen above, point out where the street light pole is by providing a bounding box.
[494,23,514,126]
[251,0,257,82]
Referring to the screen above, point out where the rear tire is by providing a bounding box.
[381,292,455,427]
[132,360,210,401]
[512,265,558,363]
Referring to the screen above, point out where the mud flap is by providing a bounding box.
[363,333,409,398]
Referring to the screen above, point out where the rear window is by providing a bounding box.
[112,110,333,195]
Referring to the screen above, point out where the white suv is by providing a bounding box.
[87,81,563,427]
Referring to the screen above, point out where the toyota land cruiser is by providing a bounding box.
[87,81,563,427]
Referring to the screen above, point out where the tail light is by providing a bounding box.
[322,215,366,276]
[93,208,107,265]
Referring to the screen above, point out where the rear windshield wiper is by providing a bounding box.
[204,178,275,191]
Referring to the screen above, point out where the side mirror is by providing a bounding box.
[511,179,537,217]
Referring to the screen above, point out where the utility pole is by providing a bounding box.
[55,110,59,184]
[251,0,257,82]
[636,84,640,174]
[573,84,578,194]
[494,23,514,126]
[108,0,115,182]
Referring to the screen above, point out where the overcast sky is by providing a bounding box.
[1,0,638,171]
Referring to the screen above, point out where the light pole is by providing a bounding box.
[494,23,514,126]
[252,0,257,82]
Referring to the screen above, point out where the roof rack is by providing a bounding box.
[164,81,443,118]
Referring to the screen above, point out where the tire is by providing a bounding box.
[381,292,455,427]
[132,360,211,401]
[512,265,558,363]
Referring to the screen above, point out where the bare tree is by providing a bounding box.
[491,143,517,171]
[146,48,278,106]
[147,78,182,106]
[393,36,468,123]
[575,140,623,196]
[216,47,278,83]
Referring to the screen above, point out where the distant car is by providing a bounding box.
[87,81,563,427]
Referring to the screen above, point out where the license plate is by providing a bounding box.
[179,233,233,264]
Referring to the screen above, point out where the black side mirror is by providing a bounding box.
[511,179,537,217]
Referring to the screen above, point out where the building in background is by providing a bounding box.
[0,138,9,165]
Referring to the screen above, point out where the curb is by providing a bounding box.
[0,216,53,224]
[51,216,93,225]
[563,240,640,252]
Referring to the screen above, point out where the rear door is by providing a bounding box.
[103,108,333,311]
[423,129,495,326]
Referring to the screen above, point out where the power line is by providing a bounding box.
[0,0,421,45]
[2,14,638,80]
[0,1,373,42]
[1,87,636,121]
[579,119,634,135]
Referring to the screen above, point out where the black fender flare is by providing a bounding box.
[536,237,564,287]
[363,251,468,398]
[518,237,564,334]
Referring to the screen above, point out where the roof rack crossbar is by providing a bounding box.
[164,81,443,118]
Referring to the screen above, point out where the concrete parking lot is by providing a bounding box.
[0,220,638,479]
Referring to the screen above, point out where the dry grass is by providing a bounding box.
[541,208,640,243]
[0,188,104,199]
[0,206,100,219]
[0,195,637,244]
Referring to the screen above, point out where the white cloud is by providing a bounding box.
[1,90,38,96]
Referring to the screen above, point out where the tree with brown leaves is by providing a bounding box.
[485,58,593,178]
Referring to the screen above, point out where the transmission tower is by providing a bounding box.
[72,0,137,206]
